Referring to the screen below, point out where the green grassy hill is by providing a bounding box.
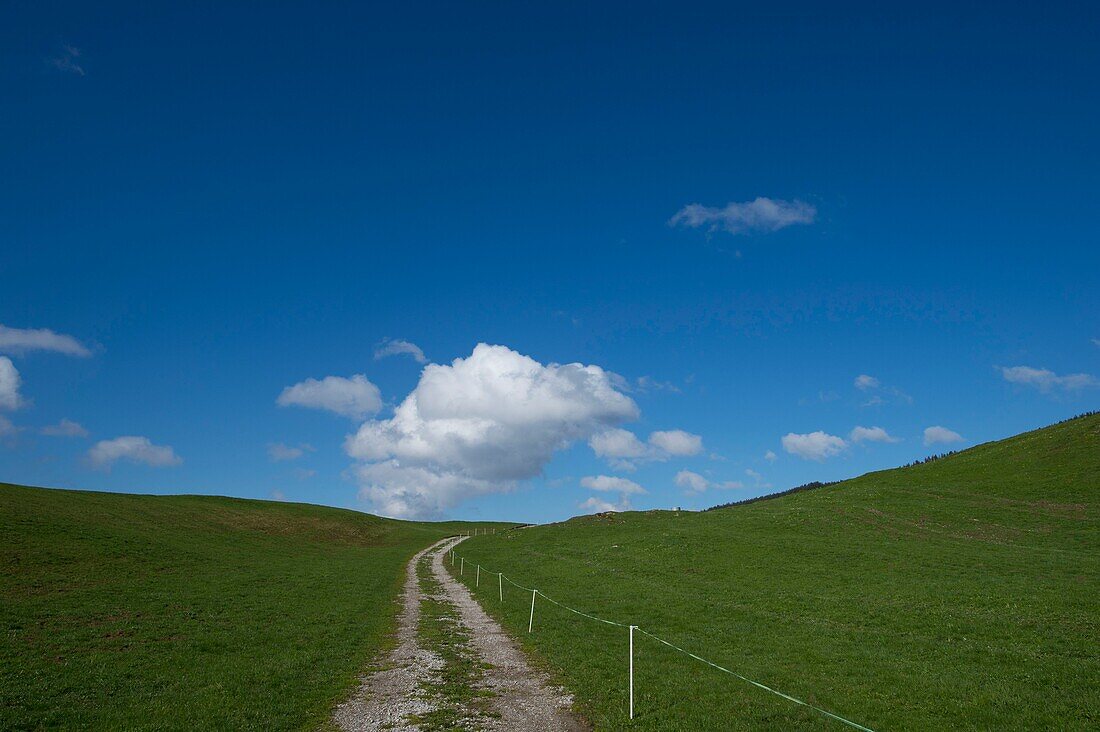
[0,485,505,730]
[450,414,1100,730]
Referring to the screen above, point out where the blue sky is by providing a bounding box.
[2,2,1098,522]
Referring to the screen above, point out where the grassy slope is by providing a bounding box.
[0,484,506,730]
[450,414,1100,730]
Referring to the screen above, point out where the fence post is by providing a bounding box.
[528,589,537,633]
[476,564,480,587]
[498,572,503,602]
[451,550,454,566]
[461,557,465,575]
[629,625,636,720]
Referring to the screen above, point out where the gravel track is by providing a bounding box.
[431,537,587,732]
[333,536,587,732]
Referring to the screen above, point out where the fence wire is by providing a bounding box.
[448,540,875,732]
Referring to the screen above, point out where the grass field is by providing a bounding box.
[0,485,506,730]
[449,414,1100,730]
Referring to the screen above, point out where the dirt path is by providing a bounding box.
[332,538,448,731]
[430,538,586,732]
[333,536,586,732]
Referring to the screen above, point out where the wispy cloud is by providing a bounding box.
[999,365,1097,393]
[267,442,314,462]
[0,324,91,357]
[49,45,85,76]
[0,416,17,438]
[41,418,89,438]
[854,374,880,391]
[373,338,428,364]
[854,373,912,407]
[670,197,816,235]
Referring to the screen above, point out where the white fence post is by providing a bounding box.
[528,589,537,633]
[498,572,503,602]
[476,564,481,587]
[629,625,636,720]
[461,557,464,575]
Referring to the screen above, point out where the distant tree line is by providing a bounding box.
[704,480,838,512]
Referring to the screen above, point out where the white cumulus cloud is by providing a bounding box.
[277,374,382,419]
[0,324,91,357]
[648,429,704,456]
[578,496,630,514]
[374,338,428,364]
[41,419,89,437]
[589,427,704,470]
[999,365,1097,393]
[781,431,848,461]
[580,475,647,495]
[849,425,900,444]
[589,428,648,460]
[670,197,816,235]
[346,343,639,518]
[88,436,182,469]
[0,357,24,411]
[923,426,964,446]
[675,469,743,494]
[764,449,777,462]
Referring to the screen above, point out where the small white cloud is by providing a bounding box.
[374,338,428,364]
[590,427,704,470]
[849,425,900,444]
[1093,338,1100,347]
[674,470,709,494]
[923,426,964,446]
[48,45,85,76]
[589,428,649,460]
[268,442,313,462]
[0,415,17,438]
[0,357,25,411]
[88,436,182,469]
[578,496,629,513]
[999,365,1097,393]
[41,419,89,438]
[271,489,287,501]
[781,431,847,461]
[674,469,743,494]
[294,468,316,480]
[580,475,647,495]
[854,374,880,391]
[0,325,91,357]
[763,449,777,462]
[648,429,704,456]
[670,197,816,236]
[277,374,382,419]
